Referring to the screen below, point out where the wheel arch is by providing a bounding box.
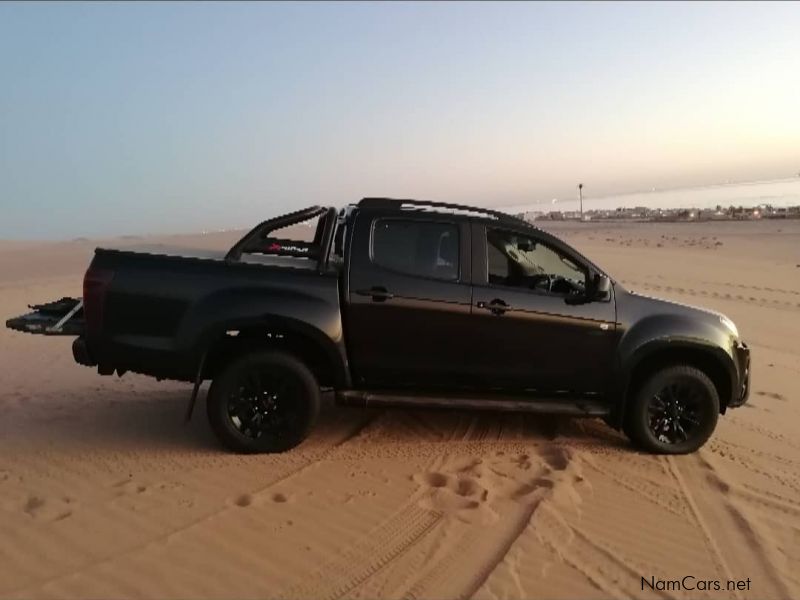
[611,340,736,427]
[199,316,350,388]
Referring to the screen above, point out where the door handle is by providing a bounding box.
[354,286,394,302]
[477,298,512,315]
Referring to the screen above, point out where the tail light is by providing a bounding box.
[83,267,114,341]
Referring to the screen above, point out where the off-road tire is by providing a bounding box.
[207,351,320,453]
[624,365,719,454]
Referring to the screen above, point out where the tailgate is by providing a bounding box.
[5,297,85,336]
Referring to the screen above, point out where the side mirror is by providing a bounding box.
[592,274,611,300]
[565,273,611,305]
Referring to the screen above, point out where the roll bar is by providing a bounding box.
[225,205,338,273]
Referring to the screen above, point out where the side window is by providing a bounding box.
[487,240,509,283]
[372,219,459,281]
[486,229,586,296]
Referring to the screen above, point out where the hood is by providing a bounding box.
[621,286,739,338]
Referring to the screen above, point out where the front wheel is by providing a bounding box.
[624,365,719,454]
[207,351,320,453]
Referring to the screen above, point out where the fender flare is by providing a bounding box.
[610,336,737,427]
[178,287,350,387]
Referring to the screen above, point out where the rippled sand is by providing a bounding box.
[1,219,798,599]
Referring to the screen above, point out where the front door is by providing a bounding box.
[345,212,473,389]
[470,223,617,395]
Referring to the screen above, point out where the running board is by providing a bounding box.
[335,390,610,417]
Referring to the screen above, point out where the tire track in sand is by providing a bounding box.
[280,503,443,600]
[273,425,470,600]
[390,446,590,600]
[666,452,798,599]
[4,410,379,598]
[622,280,800,311]
[272,415,589,600]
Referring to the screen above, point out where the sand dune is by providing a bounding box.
[1,220,798,599]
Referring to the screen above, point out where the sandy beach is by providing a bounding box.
[1,219,798,600]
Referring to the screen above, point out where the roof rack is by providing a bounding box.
[358,197,528,225]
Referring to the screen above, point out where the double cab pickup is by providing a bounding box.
[7,198,750,454]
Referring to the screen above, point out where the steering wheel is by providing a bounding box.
[551,275,584,296]
[528,274,552,292]
[549,275,571,295]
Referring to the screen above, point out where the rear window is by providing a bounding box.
[371,219,459,281]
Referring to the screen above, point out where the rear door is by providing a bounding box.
[345,210,473,389]
[470,222,617,395]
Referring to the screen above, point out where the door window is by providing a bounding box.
[486,228,586,296]
[372,219,459,281]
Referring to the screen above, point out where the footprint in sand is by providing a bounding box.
[231,490,294,507]
[756,391,787,401]
[233,493,253,507]
[514,454,533,470]
[112,478,148,495]
[23,495,45,516]
[23,494,74,522]
[538,446,571,471]
[512,477,556,499]
[422,472,448,488]
[415,470,487,519]
[413,449,580,525]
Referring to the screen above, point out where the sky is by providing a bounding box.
[1,1,798,239]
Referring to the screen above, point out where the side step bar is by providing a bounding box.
[335,390,610,417]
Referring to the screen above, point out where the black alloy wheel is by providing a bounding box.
[625,365,719,454]
[227,367,298,440]
[207,351,320,453]
[647,380,705,445]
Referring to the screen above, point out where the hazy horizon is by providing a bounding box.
[1,1,798,239]
[2,176,797,243]
[502,175,800,216]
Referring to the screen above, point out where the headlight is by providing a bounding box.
[720,315,739,337]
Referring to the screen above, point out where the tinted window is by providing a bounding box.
[487,229,586,296]
[487,241,509,280]
[372,219,459,281]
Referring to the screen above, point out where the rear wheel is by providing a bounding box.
[624,365,719,454]
[207,351,320,453]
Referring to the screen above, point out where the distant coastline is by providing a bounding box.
[503,177,800,218]
[577,175,800,203]
[516,204,800,223]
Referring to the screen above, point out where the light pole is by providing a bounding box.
[578,183,584,220]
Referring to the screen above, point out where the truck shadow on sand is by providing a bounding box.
[10,388,628,455]
[341,399,629,452]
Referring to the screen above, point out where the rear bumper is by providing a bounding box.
[729,341,750,408]
[72,336,97,367]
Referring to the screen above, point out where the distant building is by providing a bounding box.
[509,201,800,222]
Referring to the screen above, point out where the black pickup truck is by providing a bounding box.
[7,198,750,454]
